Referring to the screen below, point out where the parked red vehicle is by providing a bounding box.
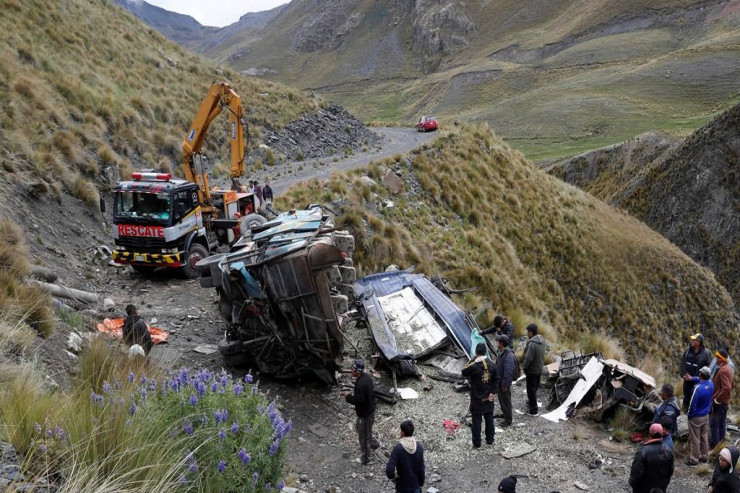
[416,116,438,132]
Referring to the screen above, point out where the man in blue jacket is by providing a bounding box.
[683,366,714,466]
[386,420,425,493]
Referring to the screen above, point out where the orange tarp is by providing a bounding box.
[96,318,169,344]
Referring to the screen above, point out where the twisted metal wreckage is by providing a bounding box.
[195,208,658,420]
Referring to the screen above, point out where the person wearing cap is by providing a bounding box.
[651,383,680,439]
[710,345,736,380]
[680,333,712,412]
[521,323,545,416]
[461,342,498,448]
[684,366,714,466]
[708,446,740,493]
[494,334,516,427]
[628,422,674,493]
[481,315,514,349]
[343,359,380,465]
[498,475,517,493]
[385,420,425,493]
[710,349,734,448]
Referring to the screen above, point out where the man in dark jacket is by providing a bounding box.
[344,359,379,465]
[629,423,674,493]
[263,180,274,204]
[495,334,515,427]
[680,333,712,411]
[386,420,425,493]
[709,446,740,493]
[461,342,498,448]
[651,383,680,438]
[521,323,545,415]
[122,304,153,355]
[481,315,514,348]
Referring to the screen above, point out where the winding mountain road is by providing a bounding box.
[250,127,438,195]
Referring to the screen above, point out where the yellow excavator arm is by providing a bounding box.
[182,82,247,204]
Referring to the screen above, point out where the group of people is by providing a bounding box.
[244,180,273,205]
[628,333,738,492]
[343,357,520,493]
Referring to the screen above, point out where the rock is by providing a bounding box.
[360,176,377,187]
[128,344,145,358]
[299,474,309,482]
[500,444,536,459]
[67,332,83,352]
[385,264,399,272]
[574,481,589,490]
[381,168,404,194]
[427,488,440,493]
[430,473,441,483]
[103,297,115,311]
[64,350,78,363]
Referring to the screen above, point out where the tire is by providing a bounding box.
[239,213,267,237]
[132,265,157,274]
[182,243,209,279]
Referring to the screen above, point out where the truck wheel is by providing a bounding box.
[132,265,157,274]
[239,213,267,237]
[182,244,209,279]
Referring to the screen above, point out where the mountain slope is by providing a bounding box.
[280,125,738,370]
[193,0,740,160]
[548,102,740,307]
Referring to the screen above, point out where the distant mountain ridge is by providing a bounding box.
[120,0,740,161]
[548,102,740,308]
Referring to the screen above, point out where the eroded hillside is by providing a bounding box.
[548,103,740,307]
[280,125,739,371]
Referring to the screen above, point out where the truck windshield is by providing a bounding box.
[114,192,172,223]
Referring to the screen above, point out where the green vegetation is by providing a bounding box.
[280,125,737,371]
[0,0,317,199]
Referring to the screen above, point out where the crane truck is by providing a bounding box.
[111,82,268,278]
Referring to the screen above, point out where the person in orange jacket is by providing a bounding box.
[710,349,734,447]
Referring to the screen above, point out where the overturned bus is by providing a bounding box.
[196,206,356,383]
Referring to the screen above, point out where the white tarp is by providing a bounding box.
[541,356,605,423]
[377,287,447,357]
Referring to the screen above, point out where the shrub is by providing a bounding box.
[265,149,276,166]
[610,406,636,442]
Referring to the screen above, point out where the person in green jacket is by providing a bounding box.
[521,323,545,415]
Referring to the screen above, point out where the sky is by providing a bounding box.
[145,0,290,27]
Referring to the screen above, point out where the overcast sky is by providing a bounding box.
[145,0,290,27]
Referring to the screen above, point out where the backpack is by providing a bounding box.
[512,353,522,381]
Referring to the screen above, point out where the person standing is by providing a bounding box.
[651,383,680,438]
[263,180,274,204]
[521,323,545,416]
[710,345,736,380]
[253,180,263,204]
[495,334,515,427]
[708,447,740,493]
[628,422,674,493]
[481,315,514,348]
[385,420,425,493]
[343,359,379,465]
[711,349,734,448]
[461,342,498,448]
[684,366,714,466]
[122,304,153,355]
[680,333,712,411]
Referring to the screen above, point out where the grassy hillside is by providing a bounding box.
[280,125,738,371]
[0,0,318,203]
[213,0,740,160]
[548,103,740,307]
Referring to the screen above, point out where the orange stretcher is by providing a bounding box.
[96,318,169,344]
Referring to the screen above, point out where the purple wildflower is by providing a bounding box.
[217,460,226,474]
[39,444,47,453]
[277,482,285,490]
[269,439,280,456]
[178,474,186,484]
[214,408,229,424]
[245,373,253,384]
[90,391,104,406]
[230,422,239,434]
[140,375,148,386]
[129,402,137,415]
[210,382,219,392]
[265,483,272,491]
[114,380,121,390]
[188,461,198,473]
[34,423,42,433]
[195,380,207,396]
[218,429,226,442]
[233,384,244,396]
[102,381,112,393]
[127,372,135,383]
[54,426,66,441]
[46,429,53,438]
[182,422,194,436]
[237,448,251,465]
[148,378,157,391]
[252,472,259,483]
[137,386,148,400]
[189,394,198,406]
[252,385,259,395]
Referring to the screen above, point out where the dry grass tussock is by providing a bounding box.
[0,0,318,198]
[280,124,738,374]
[0,220,55,337]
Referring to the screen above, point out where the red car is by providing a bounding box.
[416,116,438,132]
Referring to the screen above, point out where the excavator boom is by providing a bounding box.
[182,82,247,204]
